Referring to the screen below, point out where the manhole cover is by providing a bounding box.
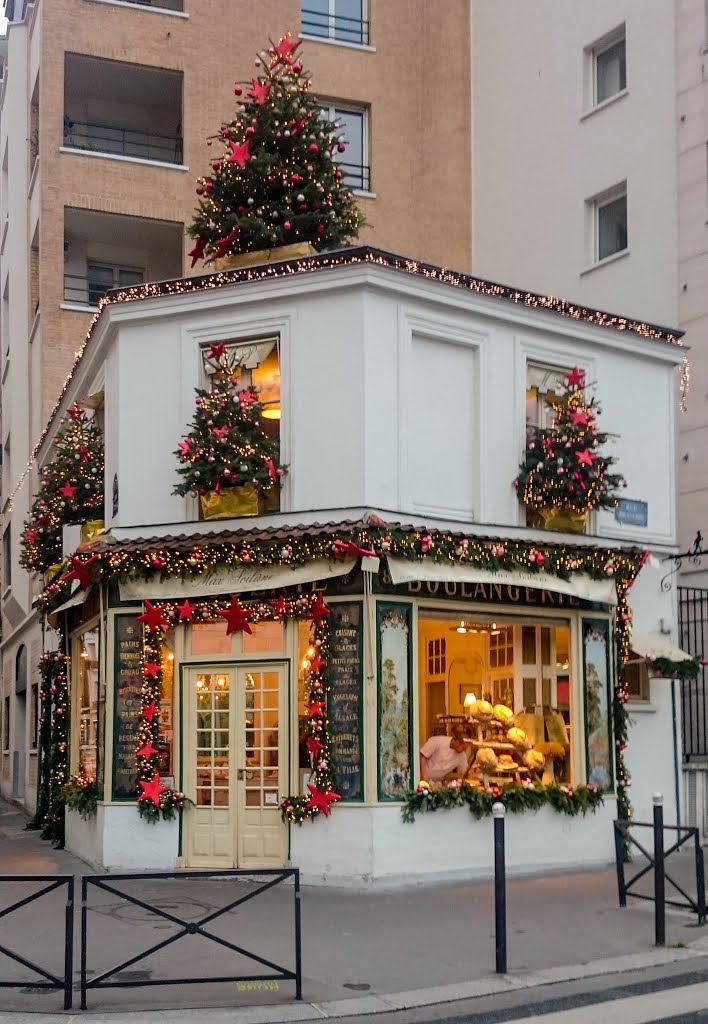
[343,982,370,991]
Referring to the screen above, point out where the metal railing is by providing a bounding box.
[678,586,708,760]
[301,6,370,45]
[63,274,102,307]
[63,119,183,165]
[0,874,74,1009]
[80,868,302,1010]
[117,0,184,8]
[340,161,371,192]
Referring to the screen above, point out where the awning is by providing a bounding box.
[386,556,617,605]
[630,632,693,664]
[50,588,87,616]
[118,557,356,602]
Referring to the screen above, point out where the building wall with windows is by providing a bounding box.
[470,0,678,328]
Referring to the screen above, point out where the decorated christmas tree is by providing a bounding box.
[187,33,362,265]
[174,344,286,507]
[514,367,625,521]
[21,405,105,574]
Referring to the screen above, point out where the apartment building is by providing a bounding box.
[0,0,472,804]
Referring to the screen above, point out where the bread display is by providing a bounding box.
[523,749,546,771]
[474,747,498,772]
[493,703,514,726]
[506,727,531,751]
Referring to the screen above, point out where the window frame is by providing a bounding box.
[71,618,102,782]
[318,102,370,193]
[301,0,369,47]
[585,25,627,112]
[594,34,626,106]
[586,183,628,266]
[86,262,145,307]
[624,655,651,703]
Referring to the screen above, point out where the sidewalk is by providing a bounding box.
[0,797,706,1022]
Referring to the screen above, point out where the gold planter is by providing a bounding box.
[526,507,588,534]
[211,241,317,272]
[199,486,261,521]
[44,563,64,586]
[80,519,105,544]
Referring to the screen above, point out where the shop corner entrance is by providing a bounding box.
[184,663,288,868]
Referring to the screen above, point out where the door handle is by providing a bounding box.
[237,769,244,780]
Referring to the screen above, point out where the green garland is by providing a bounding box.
[402,779,604,823]
[647,655,702,682]
[27,650,69,847]
[61,773,99,820]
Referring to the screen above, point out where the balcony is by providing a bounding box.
[301,2,370,46]
[64,54,183,168]
[106,0,184,9]
[63,208,183,309]
[340,161,370,192]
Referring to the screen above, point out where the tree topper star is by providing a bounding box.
[564,367,586,389]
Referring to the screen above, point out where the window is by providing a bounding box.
[302,0,369,46]
[87,263,144,306]
[624,656,651,702]
[73,626,100,780]
[2,525,10,591]
[319,104,369,191]
[525,363,569,441]
[594,187,628,262]
[427,637,446,677]
[594,34,626,105]
[30,684,39,749]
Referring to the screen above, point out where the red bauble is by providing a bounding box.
[283,220,292,230]
[246,126,255,136]
[337,143,346,152]
[234,86,242,95]
[308,143,319,153]
[196,186,204,195]
[212,161,220,170]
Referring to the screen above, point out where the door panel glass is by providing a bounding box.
[195,671,231,807]
[242,670,279,808]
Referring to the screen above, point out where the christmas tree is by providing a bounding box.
[514,367,625,518]
[187,33,362,265]
[174,345,286,500]
[20,404,105,573]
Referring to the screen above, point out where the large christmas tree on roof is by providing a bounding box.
[514,367,625,528]
[187,33,363,266]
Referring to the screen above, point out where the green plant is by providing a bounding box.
[401,779,604,824]
[61,773,99,820]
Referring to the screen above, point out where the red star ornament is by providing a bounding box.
[176,599,195,622]
[136,740,158,760]
[178,439,192,457]
[144,662,161,680]
[212,426,229,441]
[59,481,77,499]
[219,596,253,635]
[209,226,239,261]
[569,409,589,427]
[136,601,170,630]
[270,34,299,65]
[67,404,85,421]
[306,736,324,758]
[310,592,329,628]
[247,78,270,104]
[305,783,341,817]
[24,528,39,545]
[138,773,169,807]
[208,341,226,361]
[564,367,586,388]
[63,555,98,590]
[187,237,207,268]
[238,388,256,407]
[142,700,158,724]
[577,449,596,467]
[269,595,289,617]
[226,138,251,167]
[310,654,324,676]
[307,700,326,718]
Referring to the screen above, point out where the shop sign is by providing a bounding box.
[112,615,143,799]
[118,557,356,602]
[614,499,648,527]
[328,602,364,801]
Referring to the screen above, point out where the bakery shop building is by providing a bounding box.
[13,249,688,884]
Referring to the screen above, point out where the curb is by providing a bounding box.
[0,944,705,1024]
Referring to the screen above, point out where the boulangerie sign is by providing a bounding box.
[119,557,356,602]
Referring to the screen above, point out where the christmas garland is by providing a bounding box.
[135,591,337,824]
[646,655,702,682]
[402,779,604,823]
[26,650,69,847]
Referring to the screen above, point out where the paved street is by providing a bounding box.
[1,797,708,1021]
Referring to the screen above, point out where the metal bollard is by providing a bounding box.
[653,793,665,946]
[493,802,507,974]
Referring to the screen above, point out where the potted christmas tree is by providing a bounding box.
[514,367,625,533]
[21,404,105,576]
[174,347,286,520]
[187,33,363,270]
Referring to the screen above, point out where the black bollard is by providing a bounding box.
[653,793,665,946]
[493,802,507,974]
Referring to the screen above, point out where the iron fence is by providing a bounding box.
[63,119,183,165]
[0,874,74,1009]
[80,868,301,1010]
[678,586,708,760]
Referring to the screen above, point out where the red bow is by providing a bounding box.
[332,540,376,560]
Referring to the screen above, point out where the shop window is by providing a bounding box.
[73,626,100,781]
[593,31,626,106]
[159,635,175,778]
[624,655,650,702]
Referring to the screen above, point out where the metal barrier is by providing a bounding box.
[80,868,301,1010]
[0,874,74,1009]
[614,794,706,946]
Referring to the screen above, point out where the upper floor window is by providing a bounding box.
[594,33,626,105]
[525,363,568,441]
[2,525,10,591]
[590,184,628,263]
[87,263,144,306]
[319,104,370,192]
[302,0,369,46]
[624,655,650,703]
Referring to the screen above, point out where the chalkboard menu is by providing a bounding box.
[328,602,363,800]
[112,616,143,799]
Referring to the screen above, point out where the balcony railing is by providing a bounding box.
[63,119,183,165]
[112,0,184,9]
[340,162,371,192]
[64,274,105,308]
[301,7,369,46]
